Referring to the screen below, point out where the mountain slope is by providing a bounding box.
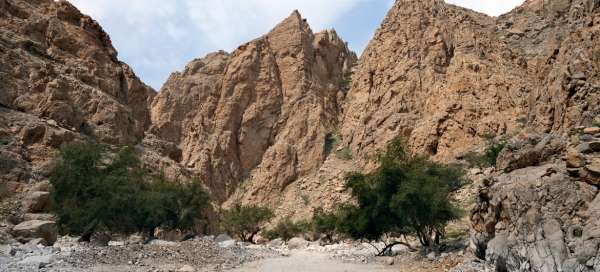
[148,11,357,203]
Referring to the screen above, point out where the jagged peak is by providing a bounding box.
[268,9,312,36]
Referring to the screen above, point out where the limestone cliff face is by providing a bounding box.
[0,0,155,191]
[338,0,600,270]
[341,0,599,164]
[149,11,357,202]
[0,0,155,146]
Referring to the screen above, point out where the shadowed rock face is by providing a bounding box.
[149,11,357,202]
[0,0,155,145]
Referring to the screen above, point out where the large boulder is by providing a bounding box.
[496,134,566,172]
[11,220,57,246]
[471,164,600,271]
[22,191,51,213]
[287,237,309,249]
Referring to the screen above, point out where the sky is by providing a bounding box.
[68,0,525,90]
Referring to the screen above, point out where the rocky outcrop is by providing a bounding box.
[340,0,600,164]
[149,11,356,203]
[0,0,155,145]
[471,128,600,271]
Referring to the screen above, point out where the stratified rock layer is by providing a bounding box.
[149,11,357,202]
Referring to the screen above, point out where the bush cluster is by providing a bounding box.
[50,142,209,240]
[220,204,273,243]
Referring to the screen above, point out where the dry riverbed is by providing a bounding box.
[1,235,489,272]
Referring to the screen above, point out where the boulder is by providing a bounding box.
[287,237,309,249]
[218,239,236,248]
[11,220,57,246]
[90,232,111,247]
[22,191,51,213]
[497,134,565,172]
[583,127,600,135]
[214,234,232,243]
[566,151,585,168]
[268,238,284,247]
[589,141,600,152]
[155,228,187,242]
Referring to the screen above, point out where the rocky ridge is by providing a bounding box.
[2,0,600,271]
[147,11,357,205]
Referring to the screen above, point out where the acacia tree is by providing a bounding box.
[221,204,273,243]
[335,138,464,255]
[50,141,210,241]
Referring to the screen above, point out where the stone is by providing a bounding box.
[427,251,437,261]
[268,238,284,247]
[22,191,51,213]
[578,143,593,154]
[11,220,57,246]
[90,232,111,247]
[566,152,585,168]
[589,141,600,152]
[155,228,187,242]
[214,234,232,243]
[18,255,53,268]
[177,265,196,272]
[583,127,600,135]
[218,239,236,248]
[148,240,177,246]
[0,245,16,256]
[287,237,309,249]
[23,213,56,221]
[585,162,600,176]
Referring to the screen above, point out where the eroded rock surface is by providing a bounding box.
[149,11,357,203]
[0,0,155,145]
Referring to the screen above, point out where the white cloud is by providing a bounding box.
[445,0,525,16]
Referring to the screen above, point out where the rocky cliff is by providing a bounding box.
[338,0,600,270]
[148,11,356,203]
[3,0,600,270]
[0,0,155,188]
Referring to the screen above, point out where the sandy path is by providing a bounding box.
[229,250,397,272]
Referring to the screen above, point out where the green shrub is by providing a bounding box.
[221,204,273,243]
[324,130,342,156]
[463,137,506,167]
[310,208,339,242]
[335,138,464,254]
[50,141,210,240]
[263,217,310,241]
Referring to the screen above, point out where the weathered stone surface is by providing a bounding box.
[0,0,156,145]
[287,237,309,249]
[341,0,600,166]
[496,134,566,172]
[584,127,600,135]
[22,191,50,213]
[11,220,57,246]
[471,165,598,272]
[148,11,357,205]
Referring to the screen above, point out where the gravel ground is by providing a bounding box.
[0,237,278,272]
[1,236,488,272]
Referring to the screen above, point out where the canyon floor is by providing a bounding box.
[0,234,486,272]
